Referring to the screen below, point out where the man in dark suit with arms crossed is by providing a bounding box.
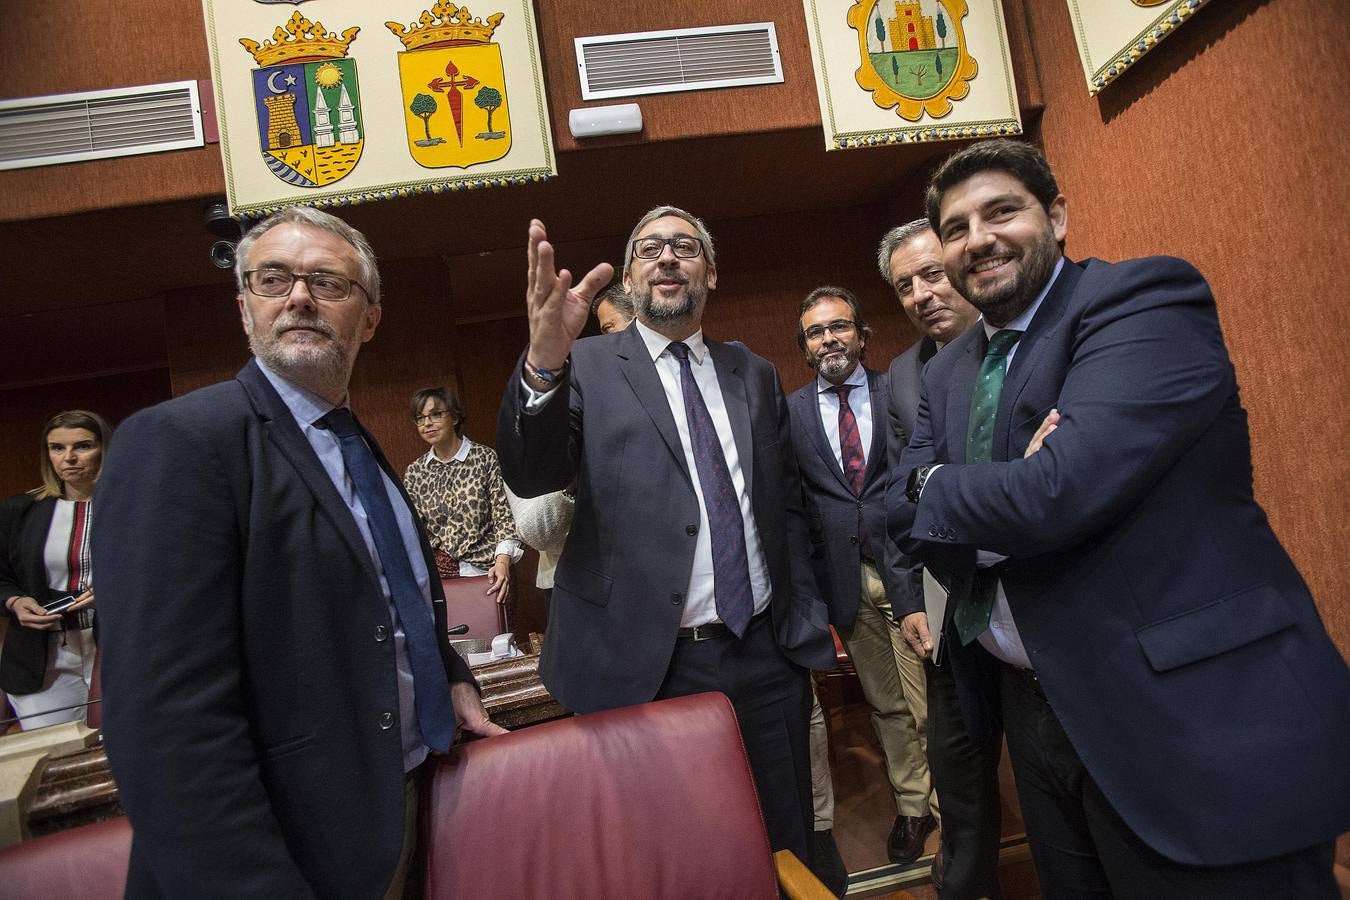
[891,138,1350,896]
[94,206,503,898]
[497,207,835,863]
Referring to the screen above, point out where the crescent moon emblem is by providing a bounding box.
[267,70,286,94]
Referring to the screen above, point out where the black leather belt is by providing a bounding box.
[677,610,768,642]
[1003,663,1049,703]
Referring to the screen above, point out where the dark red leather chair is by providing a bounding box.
[0,815,130,898]
[421,691,831,899]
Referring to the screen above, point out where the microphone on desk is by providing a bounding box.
[448,623,470,636]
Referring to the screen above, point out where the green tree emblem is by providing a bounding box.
[409,93,444,146]
[474,86,505,140]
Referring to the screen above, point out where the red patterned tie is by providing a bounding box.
[832,385,866,495]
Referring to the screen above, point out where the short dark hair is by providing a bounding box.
[796,285,872,355]
[925,139,1060,232]
[410,386,465,437]
[591,283,635,321]
[34,409,113,500]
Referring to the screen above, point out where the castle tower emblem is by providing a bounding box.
[239,12,365,187]
[385,2,513,170]
[847,0,979,121]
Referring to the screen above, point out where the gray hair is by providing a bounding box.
[234,205,382,306]
[875,218,934,284]
[623,205,717,275]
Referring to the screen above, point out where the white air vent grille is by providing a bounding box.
[0,81,203,171]
[576,23,782,101]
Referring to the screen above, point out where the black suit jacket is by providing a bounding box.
[890,257,1350,866]
[0,495,60,694]
[94,360,473,898]
[497,326,835,713]
[787,368,909,626]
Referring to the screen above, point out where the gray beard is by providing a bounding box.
[245,312,351,393]
[636,281,704,325]
[816,352,854,380]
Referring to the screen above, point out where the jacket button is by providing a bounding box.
[670,593,683,605]
[856,501,864,510]
[849,536,858,545]
[948,528,957,540]
[929,527,938,537]
[374,624,389,642]
[686,524,697,536]
[379,712,395,730]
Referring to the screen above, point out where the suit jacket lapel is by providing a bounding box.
[947,333,983,463]
[995,260,1084,459]
[236,360,378,583]
[614,326,691,482]
[795,381,850,491]
[707,340,754,490]
[863,368,888,491]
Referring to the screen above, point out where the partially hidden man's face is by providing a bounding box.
[595,299,633,334]
[800,297,865,383]
[623,215,717,327]
[237,223,381,382]
[936,169,1066,328]
[888,229,980,344]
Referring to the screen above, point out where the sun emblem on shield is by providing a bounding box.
[386,3,512,170]
[846,0,979,121]
[239,12,365,187]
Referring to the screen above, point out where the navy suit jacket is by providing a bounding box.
[889,256,1350,866]
[94,360,474,898]
[497,325,835,713]
[788,368,913,626]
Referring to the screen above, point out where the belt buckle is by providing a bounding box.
[690,624,711,642]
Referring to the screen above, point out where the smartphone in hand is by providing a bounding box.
[41,594,78,615]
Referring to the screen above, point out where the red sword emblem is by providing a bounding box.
[427,61,480,147]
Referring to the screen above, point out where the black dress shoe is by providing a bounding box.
[887,813,936,865]
[811,829,850,898]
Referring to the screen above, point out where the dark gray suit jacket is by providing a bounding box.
[497,325,835,713]
[95,360,474,898]
[787,367,907,626]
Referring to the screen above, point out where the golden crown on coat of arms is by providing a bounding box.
[239,12,360,67]
[385,1,504,51]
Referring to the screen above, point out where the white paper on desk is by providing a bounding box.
[923,568,948,665]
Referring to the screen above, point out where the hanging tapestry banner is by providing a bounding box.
[1064,0,1213,96]
[803,0,1022,151]
[201,0,555,217]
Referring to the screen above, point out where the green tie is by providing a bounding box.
[953,328,1023,645]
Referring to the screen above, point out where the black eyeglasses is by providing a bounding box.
[631,236,704,260]
[245,268,367,302]
[803,320,857,343]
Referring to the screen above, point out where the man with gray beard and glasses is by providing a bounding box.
[94,205,503,898]
[497,205,835,866]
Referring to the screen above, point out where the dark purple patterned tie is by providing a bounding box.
[667,342,754,637]
[830,384,866,495]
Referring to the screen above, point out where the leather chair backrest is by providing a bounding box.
[0,815,130,898]
[422,691,779,899]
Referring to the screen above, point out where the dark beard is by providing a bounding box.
[957,227,1059,327]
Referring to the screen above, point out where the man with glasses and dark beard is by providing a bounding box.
[890,139,1350,897]
[94,206,503,898]
[786,286,936,888]
[497,206,835,866]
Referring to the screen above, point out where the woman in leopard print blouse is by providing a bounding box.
[403,386,520,603]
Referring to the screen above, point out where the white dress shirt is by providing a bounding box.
[814,364,873,468]
[522,319,772,627]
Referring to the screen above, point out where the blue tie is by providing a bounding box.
[320,408,457,751]
[667,342,754,637]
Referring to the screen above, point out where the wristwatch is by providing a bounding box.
[524,354,569,390]
[905,465,935,503]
